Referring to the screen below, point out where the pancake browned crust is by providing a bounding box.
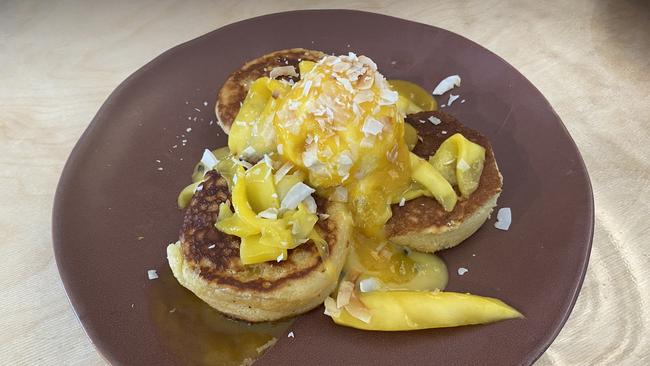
[386,111,502,252]
[167,170,352,322]
[215,48,326,134]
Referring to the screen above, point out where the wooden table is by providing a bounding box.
[2,0,648,364]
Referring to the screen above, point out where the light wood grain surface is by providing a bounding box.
[1,0,648,365]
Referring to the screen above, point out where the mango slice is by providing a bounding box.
[409,152,457,211]
[331,291,522,331]
[429,133,486,198]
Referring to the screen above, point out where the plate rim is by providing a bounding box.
[52,9,594,366]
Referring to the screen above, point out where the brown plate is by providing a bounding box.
[53,10,593,366]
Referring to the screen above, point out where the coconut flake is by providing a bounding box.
[344,293,372,323]
[274,162,294,183]
[241,146,256,157]
[359,277,381,292]
[337,151,354,177]
[357,55,377,70]
[336,76,354,92]
[379,88,399,105]
[448,94,460,106]
[302,79,313,96]
[331,186,348,203]
[302,195,318,214]
[269,65,298,79]
[457,267,469,276]
[458,159,470,171]
[276,253,285,262]
[332,61,351,73]
[194,183,203,193]
[495,207,512,230]
[432,75,461,95]
[399,197,406,207]
[147,270,158,280]
[263,154,274,168]
[258,208,279,220]
[353,89,374,104]
[201,149,219,170]
[287,331,295,338]
[336,280,355,308]
[362,117,384,136]
[428,116,442,125]
[302,144,319,168]
[281,182,316,210]
[323,296,341,317]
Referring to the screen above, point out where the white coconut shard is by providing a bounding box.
[362,117,384,136]
[303,195,318,214]
[201,149,219,170]
[323,296,341,317]
[379,89,399,105]
[428,116,442,125]
[147,270,158,280]
[457,267,469,276]
[331,186,348,203]
[269,65,298,80]
[302,79,313,96]
[359,277,381,293]
[432,75,461,95]
[302,144,319,168]
[448,94,460,106]
[458,159,471,171]
[258,208,279,220]
[495,207,512,231]
[281,182,316,210]
[241,146,256,157]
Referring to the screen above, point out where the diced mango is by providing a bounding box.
[429,133,486,198]
[215,214,259,237]
[298,60,316,75]
[285,203,318,239]
[331,291,523,331]
[409,152,457,212]
[240,235,287,265]
[245,161,279,213]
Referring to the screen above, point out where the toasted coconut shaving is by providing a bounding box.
[336,280,355,308]
[269,65,299,79]
[324,296,341,317]
[344,292,372,323]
